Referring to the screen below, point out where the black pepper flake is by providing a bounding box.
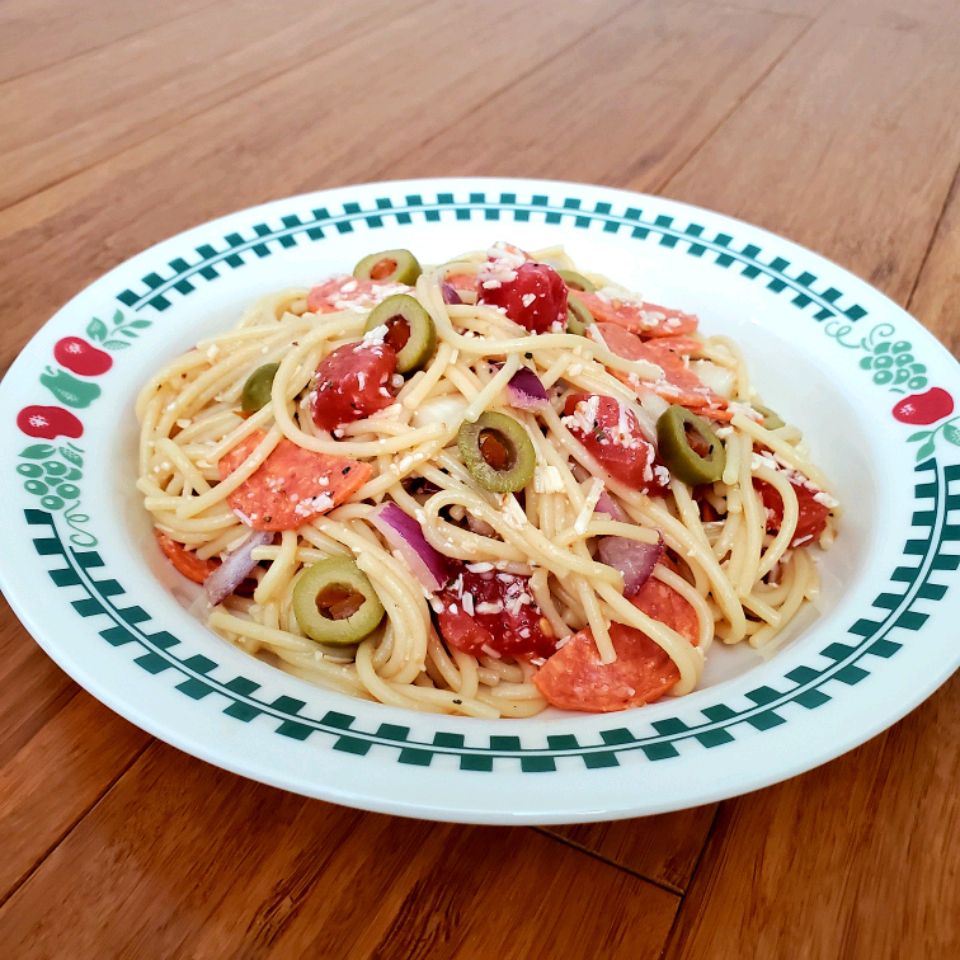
[263,515,272,523]
[341,466,351,475]
[452,699,462,705]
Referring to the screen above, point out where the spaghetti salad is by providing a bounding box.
[137,242,838,718]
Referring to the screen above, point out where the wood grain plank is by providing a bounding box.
[663,676,960,959]
[0,743,679,959]
[384,0,810,188]
[0,599,77,768]
[909,162,960,353]
[0,0,225,83]
[542,806,716,892]
[0,0,634,371]
[661,13,960,306]
[0,692,149,902]
[0,0,427,209]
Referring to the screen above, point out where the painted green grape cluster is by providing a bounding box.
[858,339,927,389]
[16,458,82,510]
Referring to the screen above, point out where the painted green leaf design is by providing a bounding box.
[129,320,151,329]
[907,430,932,442]
[103,338,130,350]
[112,309,125,326]
[943,424,960,447]
[20,443,55,459]
[916,438,936,461]
[119,327,138,338]
[60,446,83,467]
[87,318,108,343]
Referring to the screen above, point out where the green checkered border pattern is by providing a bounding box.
[23,458,959,771]
[114,191,868,325]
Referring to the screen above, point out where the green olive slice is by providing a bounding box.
[753,403,785,430]
[353,249,422,285]
[557,269,597,293]
[240,362,280,413]
[566,293,594,336]
[293,557,384,646]
[656,405,726,485]
[457,411,536,493]
[364,294,436,374]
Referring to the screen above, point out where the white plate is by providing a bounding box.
[2,178,958,824]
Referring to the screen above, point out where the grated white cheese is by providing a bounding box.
[534,465,565,494]
[574,479,604,535]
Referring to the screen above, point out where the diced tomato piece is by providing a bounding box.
[218,430,372,531]
[477,260,568,334]
[154,530,218,584]
[562,393,666,493]
[306,276,411,314]
[533,577,698,712]
[754,477,831,547]
[310,340,397,431]
[435,565,555,659]
[576,292,699,338]
[597,323,731,421]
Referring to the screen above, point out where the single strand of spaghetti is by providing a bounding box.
[297,523,352,557]
[731,413,831,490]
[740,590,782,627]
[652,566,714,651]
[153,508,240,533]
[176,426,282,519]
[138,395,165,476]
[194,522,250,560]
[253,529,298,605]
[390,683,501,719]
[736,431,766,594]
[711,509,742,561]
[463,353,520,421]
[399,342,456,410]
[722,432,741,487]
[478,657,526,683]
[574,577,616,664]
[425,631,466,693]
[474,691,547,718]
[480,680,546,701]
[177,408,243,445]
[593,581,703,694]
[540,351,573,389]
[752,463,800,579]
[529,569,573,640]
[749,549,813,650]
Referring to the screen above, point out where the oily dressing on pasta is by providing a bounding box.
[136,244,838,719]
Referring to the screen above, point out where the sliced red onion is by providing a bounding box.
[441,282,462,305]
[506,366,548,410]
[595,488,628,522]
[598,534,664,598]
[203,529,273,606]
[370,502,452,592]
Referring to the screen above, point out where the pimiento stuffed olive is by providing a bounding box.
[656,405,726,485]
[457,411,536,493]
[566,293,594,336]
[353,248,422,285]
[364,294,436,374]
[293,557,385,645]
[241,362,280,413]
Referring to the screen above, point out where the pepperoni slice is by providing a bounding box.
[306,276,412,314]
[533,577,698,712]
[597,323,731,421]
[577,292,699,338]
[754,477,831,547]
[155,530,218,584]
[218,430,372,531]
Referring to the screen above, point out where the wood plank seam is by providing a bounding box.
[532,827,687,897]
[0,734,153,912]
[0,0,227,87]
[905,159,960,312]
[653,14,817,195]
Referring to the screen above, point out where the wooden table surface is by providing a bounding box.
[1,1,958,957]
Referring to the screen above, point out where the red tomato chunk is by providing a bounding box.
[311,341,397,431]
[754,477,831,547]
[478,260,568,334]
[562,393,667,493]
[435,564,556,659]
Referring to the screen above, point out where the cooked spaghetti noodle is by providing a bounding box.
[136,243,838,718]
